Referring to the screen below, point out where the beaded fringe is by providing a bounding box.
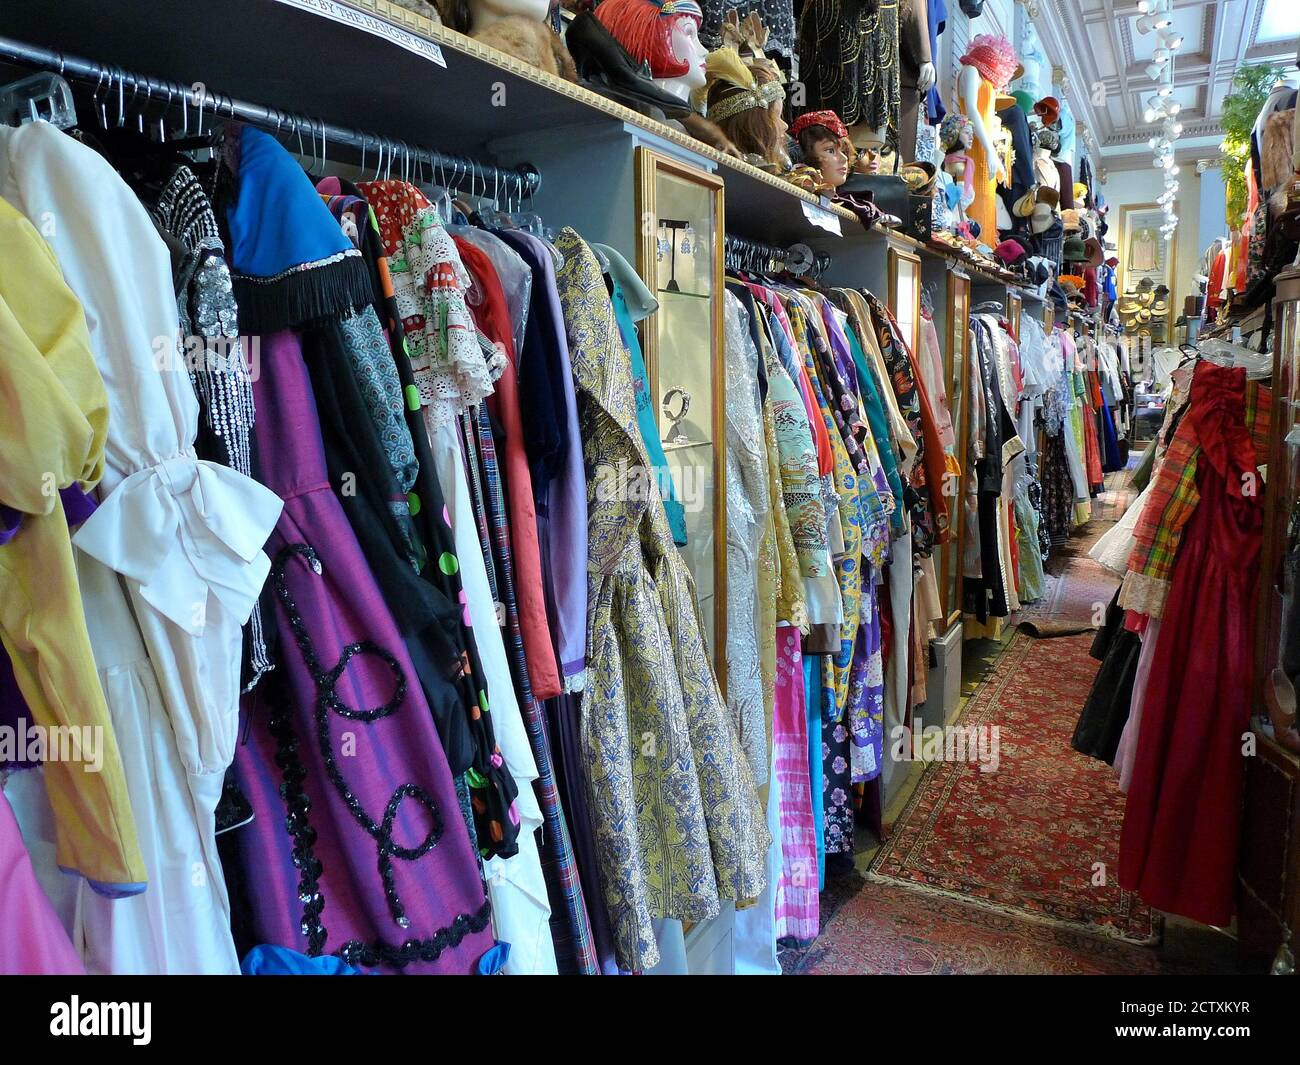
[233,252,375,335]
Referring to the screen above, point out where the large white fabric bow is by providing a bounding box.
[74,456,283,634]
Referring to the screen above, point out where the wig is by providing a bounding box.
[706,49,786,166]
[595,0,703,79]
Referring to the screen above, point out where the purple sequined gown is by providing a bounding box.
[229,329,494,974]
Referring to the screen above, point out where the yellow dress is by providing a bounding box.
[960,75,999,243]
[0,196,147,890]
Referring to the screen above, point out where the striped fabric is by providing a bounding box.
[773,627,820,941]
[1122,375,1272,619]
[465,406,600,974]
[1120,394,1201,618]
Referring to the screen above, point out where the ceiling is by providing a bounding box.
[1031,0,1300,171]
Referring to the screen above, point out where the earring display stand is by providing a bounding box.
[660,218,689,292]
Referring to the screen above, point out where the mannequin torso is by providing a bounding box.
[958,61,1004,240]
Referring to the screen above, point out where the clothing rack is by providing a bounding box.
[0,33,541,203]
[724,233,829,278]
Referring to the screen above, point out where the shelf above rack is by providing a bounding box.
[0,0,1037,299]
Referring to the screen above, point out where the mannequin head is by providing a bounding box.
[852,126,894,174]
[791,112,852,189]
[939,113,974,154]
[1034,125,1061,157]
[705,49,788,169]
[596,0,707,100]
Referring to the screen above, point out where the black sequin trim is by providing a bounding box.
[269,544,491,966]
[336,899,494,969]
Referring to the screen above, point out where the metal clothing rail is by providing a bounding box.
[0,33,541,201]
[724,233,829,278]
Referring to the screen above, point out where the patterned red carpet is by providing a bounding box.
[868,632,1158,944]
[783,460,1246,974]
[785,877,1167,975]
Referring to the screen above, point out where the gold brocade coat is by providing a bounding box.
[554,229,769,971]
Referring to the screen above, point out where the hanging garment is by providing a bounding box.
[798,0,902,146]
[356,177,521,856]
[458,405,559,975]
[152,164,270,689]
[3,122,282,974]
[773,625,818,940]
[732,739,783,975]
[555,227,768,971]
[0,790,83,974]
[0,191,144,893]
[452,225,532,358]
[1119,364,1266,926]
[1114,617,1160,793]
[917,311,956,451]
[866,292,946,556]
[226,329,495,974]
[456,236,563,701]
[495,229,590,691]
[1071,592,1140,764]
[611,277,688,545]
[316,181,477,778]
[724,291,772,785]
[760,306,838,629]
[963,317,1023,620]
[456,238,597,974]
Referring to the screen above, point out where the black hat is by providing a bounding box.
[959,0,986,16]
[1049,281,1069,315]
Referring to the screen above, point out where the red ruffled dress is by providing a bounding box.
[1118,363,1264,926]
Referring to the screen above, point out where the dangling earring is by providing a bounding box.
[680,224,695,256]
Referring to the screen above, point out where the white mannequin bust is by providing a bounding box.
[467,0,549,34]
[958,62,1007,183]
[656,17,708,102]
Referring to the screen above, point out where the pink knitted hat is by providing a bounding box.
[960,34,1019,91]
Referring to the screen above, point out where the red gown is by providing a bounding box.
[1118,363,1263,926]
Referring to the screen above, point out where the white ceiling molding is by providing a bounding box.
[1029,0,1299,157]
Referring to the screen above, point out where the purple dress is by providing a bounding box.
[229,329,495,974]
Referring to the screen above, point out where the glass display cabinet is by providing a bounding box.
[888,242,923,358]
[940,270,971,629]
[634,147,728,680]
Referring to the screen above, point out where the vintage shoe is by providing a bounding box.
[565,13,692,119]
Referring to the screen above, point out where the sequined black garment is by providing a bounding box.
[797,0,901,145]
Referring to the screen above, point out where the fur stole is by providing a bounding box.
[1263,108,1295,207]
[474,16,577,82]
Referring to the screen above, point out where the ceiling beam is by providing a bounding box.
[1101,0,1138,131]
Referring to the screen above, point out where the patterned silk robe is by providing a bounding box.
[554,229,769,971]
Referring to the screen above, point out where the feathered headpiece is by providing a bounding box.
[705,47,784,121]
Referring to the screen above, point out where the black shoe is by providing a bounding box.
[565,13,692,119]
